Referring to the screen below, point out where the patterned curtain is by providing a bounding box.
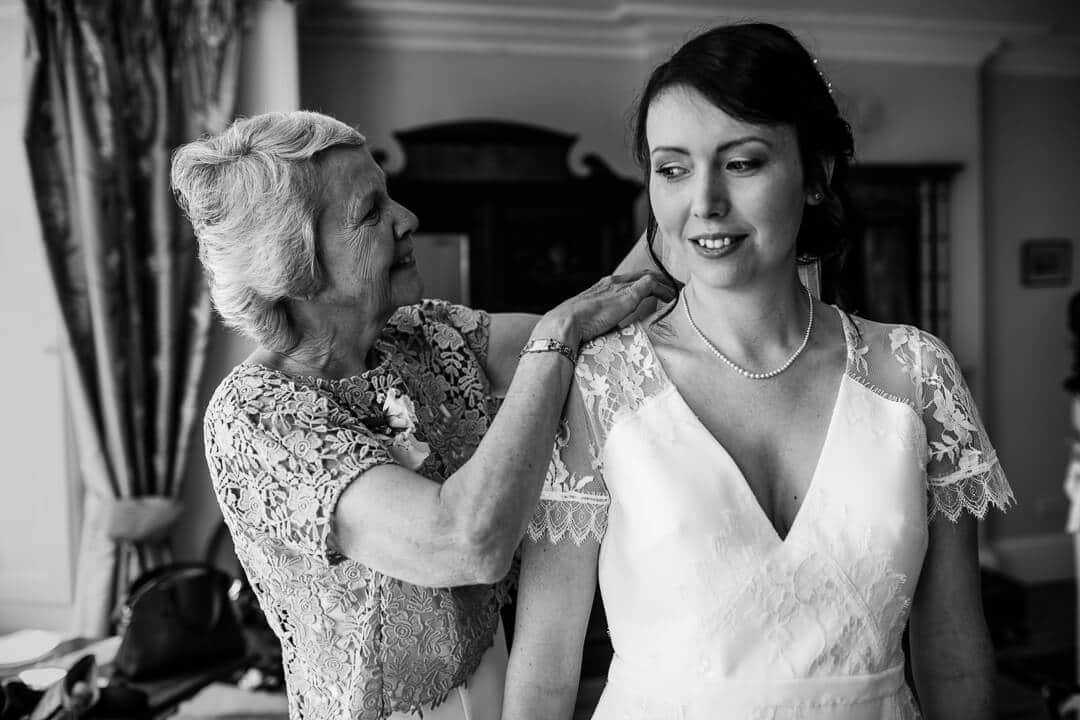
[23,0,250,637]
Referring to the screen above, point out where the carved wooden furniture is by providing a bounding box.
[378,120,642,313]
[827,164,959,340]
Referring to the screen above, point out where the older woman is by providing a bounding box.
[170,111,673,720]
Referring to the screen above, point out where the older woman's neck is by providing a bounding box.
[281,301,391,378]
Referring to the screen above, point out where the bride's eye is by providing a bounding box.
[654,165,689,180]
[726,158,763,173]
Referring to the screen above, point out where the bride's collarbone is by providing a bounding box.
[653,318,845,426]
[662,352,842,501]
[668,351,834,417]
[645,311,845,498]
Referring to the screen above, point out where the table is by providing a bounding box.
[0,636,245,719]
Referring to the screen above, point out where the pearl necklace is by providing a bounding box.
[683,286,814,380]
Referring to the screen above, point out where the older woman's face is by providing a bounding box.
[314,147,421,315]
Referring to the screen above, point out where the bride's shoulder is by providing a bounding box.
[574,322,666,403]
[833,308,960,400]
[579,322,651,366]
[837,308,950,359]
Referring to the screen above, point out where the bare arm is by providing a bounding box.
[333,272,675,587]
[908,514,996,719]
[485,313,542,398]
[503,536,600,720]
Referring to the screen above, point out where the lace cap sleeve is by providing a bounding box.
[891,326,1015,522]
[204,368,395,566]
[526,373,610,546]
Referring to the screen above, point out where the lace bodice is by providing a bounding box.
[526,307,1013,719]
[205,300,510,720]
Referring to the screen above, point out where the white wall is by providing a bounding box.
[301,44,650,179]
[984,73,1080,578]
[0,3,78,632]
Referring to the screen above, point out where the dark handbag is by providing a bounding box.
[113,564,247,681]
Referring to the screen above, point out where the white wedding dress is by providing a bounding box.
[526,307,1013,720]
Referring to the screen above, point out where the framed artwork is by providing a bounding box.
[1021,239,1072,288]
[413,233,470,304]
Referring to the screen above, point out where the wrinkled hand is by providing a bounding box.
[538,271,677,347]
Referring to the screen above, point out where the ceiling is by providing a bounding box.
[300,0,1080,73]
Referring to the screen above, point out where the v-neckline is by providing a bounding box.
[636,306,853,545]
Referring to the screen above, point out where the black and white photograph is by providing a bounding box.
[2,1,1079,719]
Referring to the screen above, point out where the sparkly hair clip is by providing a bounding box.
[812,57,834,95]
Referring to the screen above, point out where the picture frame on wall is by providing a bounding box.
[1020,239,1072,288]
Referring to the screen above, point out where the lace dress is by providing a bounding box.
[204,300,511,720]
[527,307,1013,720]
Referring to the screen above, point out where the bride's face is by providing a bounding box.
[647,86,817,291]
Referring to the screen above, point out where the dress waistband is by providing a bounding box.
[605,656,906,714]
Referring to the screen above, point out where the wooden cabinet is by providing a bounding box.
[378,121,642,313]
[825,164,959,340]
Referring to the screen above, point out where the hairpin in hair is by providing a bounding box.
[812,57,834,95]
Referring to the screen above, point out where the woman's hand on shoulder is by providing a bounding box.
[486,271,675,395]
[538,270,677,348]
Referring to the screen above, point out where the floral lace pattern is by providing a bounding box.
[530,312,1012,546]
[527,327,666,545]
[848,318,1015,522]
[204,300,510,720]
[523,310,1008,718]
[525,420,608,545]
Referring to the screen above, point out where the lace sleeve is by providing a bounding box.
[205,374,395,566]
[894,327,1015,522]
[526,376,609,545]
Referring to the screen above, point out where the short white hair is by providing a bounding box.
[171,111,365,351]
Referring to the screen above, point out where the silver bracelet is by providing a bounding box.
[519,337,577,366]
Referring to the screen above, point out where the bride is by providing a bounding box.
[502,22,1012,720]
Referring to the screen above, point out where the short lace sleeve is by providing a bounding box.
[205,367,395,566]
[891,327,1014,522]
[526,375,610,545]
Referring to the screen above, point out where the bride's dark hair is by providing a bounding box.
[631,22,856,286]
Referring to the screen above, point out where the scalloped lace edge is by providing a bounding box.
[526,497,608,546]
[927,464,1015,522]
